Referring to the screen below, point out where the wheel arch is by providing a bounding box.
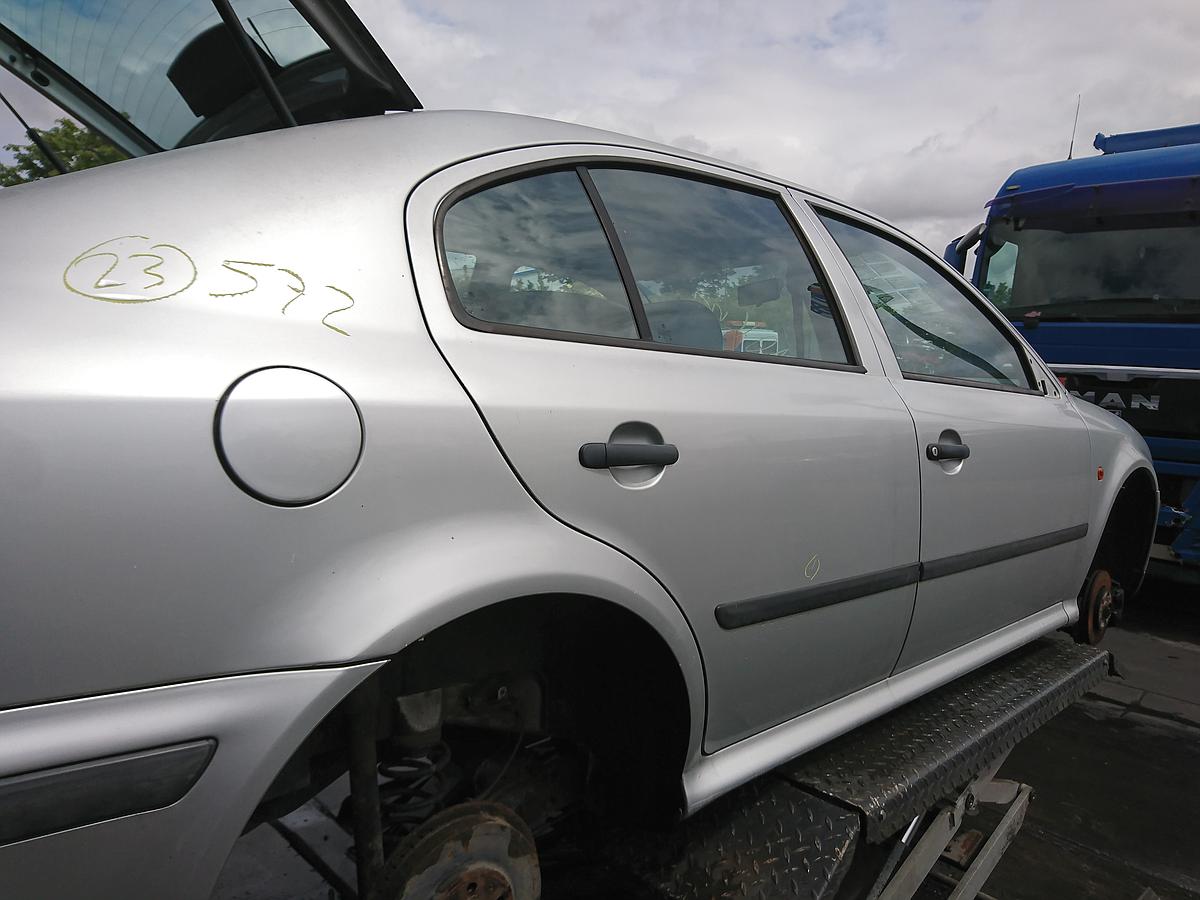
[1072,399,1160,605]
[1089,465,1158,599]
[390,591,695,815]
[242,588,699,835]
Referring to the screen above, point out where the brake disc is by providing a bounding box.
[372,801,540,900]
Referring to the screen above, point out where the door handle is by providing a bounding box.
[579,442,679,469]
[927,441,970,461]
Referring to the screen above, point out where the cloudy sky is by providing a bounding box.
[3,0,1199,248]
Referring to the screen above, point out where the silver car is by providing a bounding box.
[0,2,1158,898]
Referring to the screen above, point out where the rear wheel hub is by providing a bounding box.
[374,801,540,900]
[436,864,513,900]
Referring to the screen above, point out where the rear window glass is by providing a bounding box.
[442,170,639,339]
[0,0,336,149]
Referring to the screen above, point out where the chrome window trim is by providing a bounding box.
[1051,364,1200,382]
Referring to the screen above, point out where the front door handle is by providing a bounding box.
[579,442,679,469]
[927,441,970,461]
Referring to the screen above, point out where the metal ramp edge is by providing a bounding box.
[602,636,1110,899]
[776,636,1111,842]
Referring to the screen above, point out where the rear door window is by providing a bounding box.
[588,168,852,364]
[442,170,639,339]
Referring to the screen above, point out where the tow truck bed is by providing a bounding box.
[606,636,1112,899]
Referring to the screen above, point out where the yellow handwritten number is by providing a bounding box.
[278,267,306,315]
[321,285,354,337]
[210,260,274,298]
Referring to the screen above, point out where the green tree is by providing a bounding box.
[984,281,1012,307]
[0,118,125,187]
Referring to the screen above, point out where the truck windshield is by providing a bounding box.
[980,213,1200,322]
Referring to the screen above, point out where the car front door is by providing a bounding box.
[810,203,1093,671]
[408,147,921,751]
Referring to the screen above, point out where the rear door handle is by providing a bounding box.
[927,441,970,461]
[579,442,679,469]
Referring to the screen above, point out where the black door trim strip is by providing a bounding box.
[715,563,921,630]
[0,739,215,846]
[919,523,1088,581]
[715,523,1089,630]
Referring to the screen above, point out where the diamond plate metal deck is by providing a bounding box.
[606,775,861,900]
[777,636,1111,842]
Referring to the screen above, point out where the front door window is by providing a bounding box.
[818,213,1032,390]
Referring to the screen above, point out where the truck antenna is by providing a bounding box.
[1067,93,1082,160]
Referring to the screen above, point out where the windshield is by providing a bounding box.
[980,213,1200,322]
[0,0,335,150]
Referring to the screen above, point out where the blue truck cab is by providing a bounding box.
[947,124,1200,581]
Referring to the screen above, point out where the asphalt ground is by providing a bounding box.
[212,576,1200,900]
[975,578,1200,900]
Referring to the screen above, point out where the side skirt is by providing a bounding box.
[681,602,1070,816]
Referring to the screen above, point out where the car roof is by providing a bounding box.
[1,107,923,258]
[0,107,833,203]
[358,108,839,202]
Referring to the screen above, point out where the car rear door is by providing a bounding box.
[407,147,921,751]
[808,202,1093,671]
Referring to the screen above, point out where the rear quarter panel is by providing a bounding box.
[0,121,705,733]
